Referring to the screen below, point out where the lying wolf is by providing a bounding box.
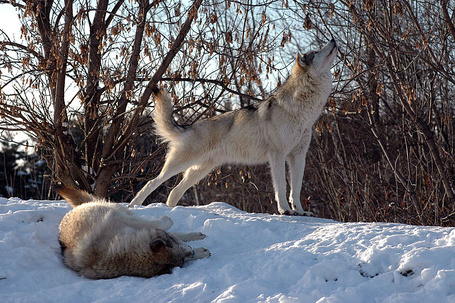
[56,185,210,279]
[129,39,337,215]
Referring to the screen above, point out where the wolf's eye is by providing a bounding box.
[304,52,315,64]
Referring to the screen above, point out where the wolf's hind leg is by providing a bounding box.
[128,150,198,207]
[125,215,174,231]
[166,162,214,207]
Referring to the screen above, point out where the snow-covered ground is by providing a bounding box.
[1,197,454,303]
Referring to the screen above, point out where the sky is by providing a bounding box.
[0,4,24,149]
[0,4,21,39]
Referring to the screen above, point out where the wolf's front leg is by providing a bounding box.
[188,247,211,260]
[171,231,206,242]
[181,244,211,261]
[287,153,312,216]
[268,153,294,215]
[170,232,210,261]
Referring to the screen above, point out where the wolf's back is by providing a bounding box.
[153,89,183,143]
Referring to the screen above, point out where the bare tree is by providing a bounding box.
[297,0,455,225]
[0,0,292,200]
[3,0,454,226]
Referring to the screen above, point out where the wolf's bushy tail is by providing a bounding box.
[55,185,97,208]
[153,88,183,143]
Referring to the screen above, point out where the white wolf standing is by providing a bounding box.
[129,39,337,215]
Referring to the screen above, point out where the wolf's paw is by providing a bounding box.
[172,231,207,242]
[193,247,211,259]
[280,209,314,216]
[280,209,295,216]
[156,216,173,230]
[295,211,314,217]
[192,232,206,240]
[183,232,206,242]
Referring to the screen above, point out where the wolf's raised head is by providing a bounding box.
[293,39,337,79]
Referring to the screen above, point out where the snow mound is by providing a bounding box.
[1,198,455,302]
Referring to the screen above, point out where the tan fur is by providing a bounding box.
[54,184,95,207]
[129,40,337,215]
[57,186,210,279]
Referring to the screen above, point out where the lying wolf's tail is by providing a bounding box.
[153,88,184,143]
[54,184,96,208]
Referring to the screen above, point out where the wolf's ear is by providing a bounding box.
[296,53,304,67]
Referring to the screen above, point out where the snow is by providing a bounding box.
[1,198,455,303]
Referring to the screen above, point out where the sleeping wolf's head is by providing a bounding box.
[293,39,337,79]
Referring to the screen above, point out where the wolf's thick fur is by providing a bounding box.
[129,40,337,215]
[57,186,210,279]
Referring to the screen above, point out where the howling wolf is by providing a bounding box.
[129,39,337,215]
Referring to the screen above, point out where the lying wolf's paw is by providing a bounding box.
[193,247,211,259]
[156,216,173,230]
[179,232,206,242]
[192,232,206,240]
